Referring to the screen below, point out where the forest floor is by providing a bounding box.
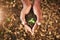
[0,0,60,40]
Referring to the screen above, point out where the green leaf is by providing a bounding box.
[28,18,35,24]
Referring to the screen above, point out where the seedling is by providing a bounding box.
[28,18,35,24]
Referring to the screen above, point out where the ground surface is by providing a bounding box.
[0,0,60,40]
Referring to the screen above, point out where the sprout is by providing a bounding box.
[28,18,35,24]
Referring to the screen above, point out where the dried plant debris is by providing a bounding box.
[0,0,60,40]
